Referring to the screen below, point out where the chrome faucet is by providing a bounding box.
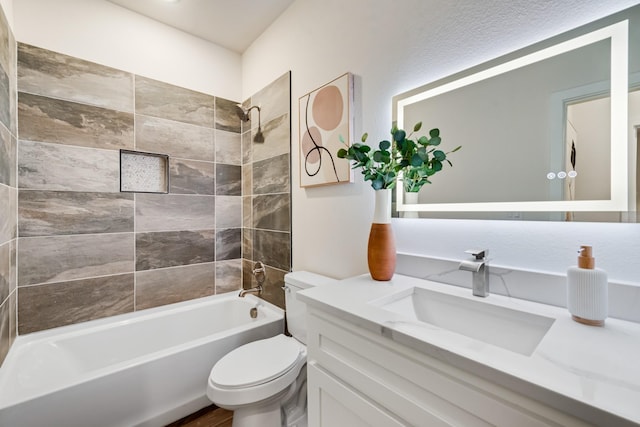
[239,261,266,297]
[459,249,490,297]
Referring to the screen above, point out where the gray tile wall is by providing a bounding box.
[0,4,16,366]
[15,43,248,334]
[242,72,292,309]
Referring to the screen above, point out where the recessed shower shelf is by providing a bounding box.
[120,149,169,193]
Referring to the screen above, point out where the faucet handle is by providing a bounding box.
[465,249,489,260]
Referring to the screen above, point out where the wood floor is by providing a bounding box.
[166,405,233,427]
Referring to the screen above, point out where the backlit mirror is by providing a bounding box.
[393,6,640,222]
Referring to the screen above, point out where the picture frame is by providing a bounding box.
[298,72,354,187]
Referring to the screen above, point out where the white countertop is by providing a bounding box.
[298,274,640,426]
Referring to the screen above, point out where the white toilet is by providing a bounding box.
[207,271,335,427]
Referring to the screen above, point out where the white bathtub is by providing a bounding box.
[0,293,284,427]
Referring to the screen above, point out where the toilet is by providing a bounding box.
[207,271,335,427]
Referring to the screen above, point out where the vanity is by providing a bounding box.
[298,274,640,427]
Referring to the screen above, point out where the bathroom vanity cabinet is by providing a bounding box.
[306,307,588,427]
[300,274,640,427]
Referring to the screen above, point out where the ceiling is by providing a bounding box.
[106,0,294,53]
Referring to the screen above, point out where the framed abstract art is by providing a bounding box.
[298,72,354,187]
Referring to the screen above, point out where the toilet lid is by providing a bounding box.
[210,335,304,389]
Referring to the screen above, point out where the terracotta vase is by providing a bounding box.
[367,189,396,281]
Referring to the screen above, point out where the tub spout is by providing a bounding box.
[239,285,263,298]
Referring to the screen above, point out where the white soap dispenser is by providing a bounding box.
[567,245,608,326]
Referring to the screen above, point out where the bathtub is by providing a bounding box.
[0,293,284,427]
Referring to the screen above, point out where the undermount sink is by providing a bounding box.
[372,286,555,356]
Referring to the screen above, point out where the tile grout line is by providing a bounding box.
[18,261,221,290]
[132,73,137,313]
[213,95,217,295]
[14,34,19,338]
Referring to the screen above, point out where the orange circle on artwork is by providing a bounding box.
[312,85,343,131]
[301,126,322,164]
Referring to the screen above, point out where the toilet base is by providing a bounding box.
[225,367,307,427]
[232,400,282,427]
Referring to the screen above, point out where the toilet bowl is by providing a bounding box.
[207,271,335,427]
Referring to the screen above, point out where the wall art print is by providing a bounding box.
[299,72,354,187]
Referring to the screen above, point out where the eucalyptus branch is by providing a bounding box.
[337,122,460,192]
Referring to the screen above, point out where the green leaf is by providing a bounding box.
[339,134,345,143]
[372,177,384,190]
[383,172,396,187]
[418,136,429,145]
[413,122,423,132]
[433,150,446,161]
[404,140,416,153]
[379,140,391,150]
[410,153,423,167]
[361,132,369,143]
[451,145,462,152]
[429,128,440,138]
[433,160,443,172]
[393,129,406,142]
[429,136,441,146]
[337,148,347,158]
[354,151,367,163]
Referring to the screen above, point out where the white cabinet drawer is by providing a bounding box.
[307,308,592,427]
[308,361,409,427]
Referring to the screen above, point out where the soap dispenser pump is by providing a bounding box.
[567,245,608,326]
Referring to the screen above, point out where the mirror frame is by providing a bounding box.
[394,19,629,215]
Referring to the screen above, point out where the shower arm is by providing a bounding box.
[247,105,261,123]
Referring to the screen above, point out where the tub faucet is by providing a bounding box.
[239,261,266,297]
[459,249,490,297]
[239,285,263,298]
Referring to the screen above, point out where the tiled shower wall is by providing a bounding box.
[242,73,292,308]
[0,6,17,366]
[15,43,248,334]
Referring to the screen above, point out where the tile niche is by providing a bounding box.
[120,150,169,194]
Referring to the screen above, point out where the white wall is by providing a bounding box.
[242,0,640,283]
[14,0,242,101]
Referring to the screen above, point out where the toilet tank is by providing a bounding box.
[284,271,336,344]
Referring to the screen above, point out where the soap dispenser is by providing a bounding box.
[567,245,608,326]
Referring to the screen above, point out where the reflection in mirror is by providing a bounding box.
[393,7,640,222]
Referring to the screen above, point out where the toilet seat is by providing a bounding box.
[207,334,307,408]
[210,335,305,389]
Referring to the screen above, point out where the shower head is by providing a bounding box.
[235,104,260,122]
[236,104,264,143]
[235,104,249,122]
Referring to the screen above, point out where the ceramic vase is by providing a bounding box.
[401,191,420,218]
[368,189,396,281]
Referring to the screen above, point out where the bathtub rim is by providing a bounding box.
[0,293,284,409]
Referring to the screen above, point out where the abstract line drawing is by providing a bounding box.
[298,73,354,187]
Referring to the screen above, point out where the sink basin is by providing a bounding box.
[372,286,555,356]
